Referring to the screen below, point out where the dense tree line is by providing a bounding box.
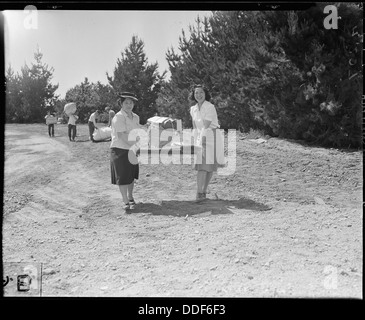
[158,4,362,147]
[5,4,362,147]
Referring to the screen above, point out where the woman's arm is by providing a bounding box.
[203,104,217,128]
[117,131,137,147]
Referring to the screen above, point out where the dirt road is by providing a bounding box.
[3,124,362,297]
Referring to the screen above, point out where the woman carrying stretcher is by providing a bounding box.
[189,84,225,202]
[110,92,141,214]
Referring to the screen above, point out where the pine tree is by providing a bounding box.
[95,81,117,111]
[163,11,270,131]
[263,3,363,147]
[19,47,59,122]
[156,80,192,127]
[5,65,23,122]
[107,35,165,123]
[65,78,101,123]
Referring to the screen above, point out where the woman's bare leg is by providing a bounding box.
[127,181,134,201]
[203,172,213,194]
[197,170,206,194]
[118,185,129,204]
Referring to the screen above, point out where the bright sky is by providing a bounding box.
[3,10,212,99]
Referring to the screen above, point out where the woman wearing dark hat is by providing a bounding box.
[110,92,141,213]
[189,84,225,202]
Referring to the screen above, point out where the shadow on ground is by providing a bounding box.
[134,197,272,217]
[75,139,111,143]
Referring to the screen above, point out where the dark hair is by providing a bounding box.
[118,97,129,106]
[189,84,211,102]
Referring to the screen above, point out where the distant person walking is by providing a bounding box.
[88,110,100,142]
[45,111,56,137]
[68,113,78,142]
[110,92,141,214]
[105,106,116,127]
[189,84,225,202]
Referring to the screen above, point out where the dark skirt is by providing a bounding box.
[110,148,139,185]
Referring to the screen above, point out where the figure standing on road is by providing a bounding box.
[88,110,100,142]
[189,84,225,202]
[105,106,116,127]
[68,113,78,142]
[110,92,141,213]
[45,110,56,137]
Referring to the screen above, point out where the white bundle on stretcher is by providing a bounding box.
[93,127,112,141]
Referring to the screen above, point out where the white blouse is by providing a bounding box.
[67,114,78,125]
[110,109,140,149]
[190,100,219,129]
[189,100,225,165]
[88,112,98,125]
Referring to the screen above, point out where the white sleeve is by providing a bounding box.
[204,104,217,122]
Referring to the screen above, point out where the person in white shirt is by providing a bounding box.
[105,106,116,127]
[189,84,225,202]
[68,113,78,141]
[110,92,141,213]
[88,110,100,142]
[45,110,56,137]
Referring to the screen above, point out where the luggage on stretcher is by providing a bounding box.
[93,127,112,141]
[146,116,182,149]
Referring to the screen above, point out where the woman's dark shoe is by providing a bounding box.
[122,202,131,214]
[195,193,206,203]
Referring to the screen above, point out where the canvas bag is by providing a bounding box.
[64,103,77,116]
[93,127,112,141]
[46,115,57,125]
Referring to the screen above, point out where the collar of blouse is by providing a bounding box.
[196,100,213,111]
[121,108,134,119]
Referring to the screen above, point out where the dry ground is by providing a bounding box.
[2,123,363,298]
